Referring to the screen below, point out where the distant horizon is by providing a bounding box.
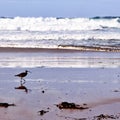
[0,15,120,18]
[0,0,120,18]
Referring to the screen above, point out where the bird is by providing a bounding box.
[15,70,31,81]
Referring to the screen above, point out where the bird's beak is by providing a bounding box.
[26,70,31,73]
[28,71,32,73]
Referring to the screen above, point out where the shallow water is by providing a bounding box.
[0,50,120,68]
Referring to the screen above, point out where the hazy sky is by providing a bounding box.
[0,0,119,17]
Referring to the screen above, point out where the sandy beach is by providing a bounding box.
[0,48,120,120]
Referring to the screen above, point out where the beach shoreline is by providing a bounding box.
[0,67,120,120]
[0,47,73,53]
[0,46,120,53]
[0,47,120,119]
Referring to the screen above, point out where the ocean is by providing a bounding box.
[0,16,120,51]
[0,16,120,68]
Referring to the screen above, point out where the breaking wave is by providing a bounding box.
[0,16,120,51]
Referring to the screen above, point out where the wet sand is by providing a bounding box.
[0,48,120,120]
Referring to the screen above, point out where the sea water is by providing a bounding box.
[0,16,120,51]
[0,16,120,68]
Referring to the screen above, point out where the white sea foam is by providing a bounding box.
[0,17,120,31]
[0,17,120,50]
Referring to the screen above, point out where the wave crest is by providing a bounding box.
[0,16,120,31]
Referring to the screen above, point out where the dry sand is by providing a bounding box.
[0,48,120,120]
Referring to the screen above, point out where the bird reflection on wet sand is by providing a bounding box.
[15,80,28,93]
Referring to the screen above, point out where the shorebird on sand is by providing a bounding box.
[15,70,31,81]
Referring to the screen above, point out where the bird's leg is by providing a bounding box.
[23,78,26,82]
[20,77,26,84]
[21,80,26,85]
[22,79,26,84]
[22,78,26,84]
[20,77,22,83]
[20,80,22,85]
